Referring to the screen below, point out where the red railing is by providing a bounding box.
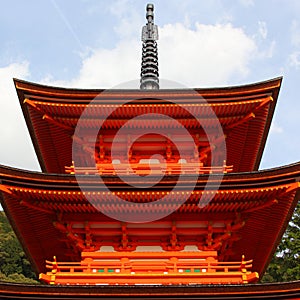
[39,251,258,285]
[65,161,233,175]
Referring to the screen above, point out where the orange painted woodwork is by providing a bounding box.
[39,252,258,285]
[0,77,299,286]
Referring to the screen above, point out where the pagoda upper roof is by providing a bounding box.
[15,77,282,173]
[0,161,299,276]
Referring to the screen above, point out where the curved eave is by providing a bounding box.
[14,77,282,174]
[14,77,282,102]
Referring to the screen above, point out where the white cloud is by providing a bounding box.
[0,62,40,170]
[159,22,257,87]
[270,123,283,134]
[238,0,255,7]
[109,0,143,40]
[50,22,257,89]
[285,20,300,70]
[71,39,141,88]
[291,20,300,47]
[258,21,268,39]
[288,51,300,69]
[257,40,276,59]
[251,21,275,60]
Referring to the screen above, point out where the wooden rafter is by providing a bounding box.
[53,221,86,251]
[42,114,73,132]
[226,96,273,130]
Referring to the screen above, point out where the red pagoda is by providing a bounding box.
[0,3,300,296]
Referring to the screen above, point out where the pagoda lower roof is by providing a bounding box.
[15,77,282,173]
[0,162,299,277]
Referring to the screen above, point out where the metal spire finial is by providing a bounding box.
[140,3,159,90]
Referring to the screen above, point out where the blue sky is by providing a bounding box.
[0,0,300,171]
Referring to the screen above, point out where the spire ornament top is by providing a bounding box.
[140,4,159,89]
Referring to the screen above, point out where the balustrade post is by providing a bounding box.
[121,257,130,273]
[170,257,178,273]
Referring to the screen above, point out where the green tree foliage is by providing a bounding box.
[262,201,300,282]
[0,272,38,284]
[0,211,39,284]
